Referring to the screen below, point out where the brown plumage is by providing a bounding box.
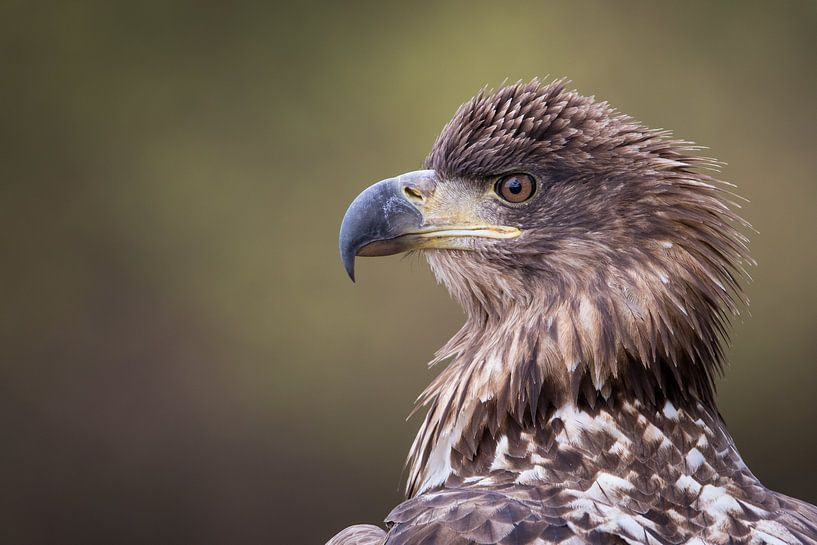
[330,79,817,545]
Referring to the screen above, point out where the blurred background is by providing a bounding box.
[1,1,816,543]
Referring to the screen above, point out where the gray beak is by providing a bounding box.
[338,170,436,281]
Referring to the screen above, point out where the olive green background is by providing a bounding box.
[2,2,815,544]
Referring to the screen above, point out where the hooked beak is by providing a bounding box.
[338,170,520,281]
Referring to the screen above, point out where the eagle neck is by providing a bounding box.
[405,291,724,497]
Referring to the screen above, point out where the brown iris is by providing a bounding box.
[495,174,536,203]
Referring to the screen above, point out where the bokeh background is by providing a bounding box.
[2,1,816,543]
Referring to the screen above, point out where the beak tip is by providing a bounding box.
[340,245,357,282]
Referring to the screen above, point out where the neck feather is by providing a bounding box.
[405,247,743,497]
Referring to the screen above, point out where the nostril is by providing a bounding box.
[403,185,425,202]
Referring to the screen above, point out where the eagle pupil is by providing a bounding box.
[507,179,522,194]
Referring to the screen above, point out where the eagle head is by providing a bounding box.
[340,79,750,415]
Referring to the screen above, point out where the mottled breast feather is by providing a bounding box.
[386,402,817,545]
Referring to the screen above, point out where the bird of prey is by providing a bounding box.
[330,80,817,545]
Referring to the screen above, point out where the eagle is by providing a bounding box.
[329,80,817,545]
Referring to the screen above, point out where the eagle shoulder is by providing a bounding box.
[383,485,817,545]
[385,487,577,545]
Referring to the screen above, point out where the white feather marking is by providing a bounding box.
[754,520,800,545]
[483,353,503,374]
[416,410,469,493]
[662,401,679,420]
[578,296,596,330]
[489,436,510,472]
[569,497,601,512]
[738,499,769,517]
[609,439,630,456]
[754,531,791,545]
[552,405,635,448]
[676,474,703,495]
[698,484,742,521]
[552,404,595,443]
[616,515,647,538]
[595,511,658,545]
[685,448,706,472]
[596,472,635,492]
[515,465,548,485]
[643,423,665,444]
[528,455,548,469]
[585,472,635,503]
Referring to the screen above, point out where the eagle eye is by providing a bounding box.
[495,174,536,203]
